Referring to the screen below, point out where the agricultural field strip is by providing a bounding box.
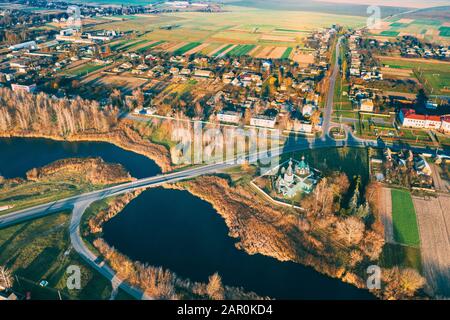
[413,195,450,297]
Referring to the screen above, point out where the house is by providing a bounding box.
[11,83,37,93]
[0,291,18,300]
[302,104,314,116]
[180,68,191,76]
[359,98,374,112]
[120,62,132,70]
[169,67,179,75]
[250,115,277,128]
[217,110,241,124]
[193,69,213,78]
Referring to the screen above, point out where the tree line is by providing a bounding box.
[0,88,119,137]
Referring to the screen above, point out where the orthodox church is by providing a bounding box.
[274,156,318,198]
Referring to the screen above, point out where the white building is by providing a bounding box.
[193,69,213,78]
[250,115,277,128]
[11,83,37,93]
[399,109,442,130]
[293,120,313,133]
[302,104,314,117]
[9,41,37,51]
[441,117,450,133]
[217,111,241,124]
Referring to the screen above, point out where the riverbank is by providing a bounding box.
[81,192,266,300]
[167,174,425,299]
[0,119,172,173]
[0,157,134,215]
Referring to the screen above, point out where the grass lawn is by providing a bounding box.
[64,63,106,77]
[0,212,112,300]
[398,129,431,142]
[380,243,422,273]
[391,189,420,247]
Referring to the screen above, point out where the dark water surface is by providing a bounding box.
[1,138,374,299]
[0,137,161,179]
[103,187,374,299]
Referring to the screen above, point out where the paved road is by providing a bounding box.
[69,200,152,300]
[322,37,342,137]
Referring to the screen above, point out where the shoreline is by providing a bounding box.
[0,125,172,173]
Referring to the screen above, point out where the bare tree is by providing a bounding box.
[0,266,13,290]
[206,272,225,300]
[335,216,365,245]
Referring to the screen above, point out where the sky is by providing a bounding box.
[315,0,450,9]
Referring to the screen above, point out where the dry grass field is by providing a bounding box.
[413,195,450,298]
[379,187,394,243]
[86,5,365,59]
[82,74,148,93]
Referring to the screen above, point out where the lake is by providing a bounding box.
[103,187,374,299]
[0,137,161,179]
[0,138,374,299]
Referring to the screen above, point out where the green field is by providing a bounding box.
[380,243,422,272]
[391,189,420,247]
[109,39,132,50]
[118,39,148,51]
[281,47,293,59]
[88,5,365,46]
[136,40,165,53]
[390,22,409,28]
[226,44,256,57]
[212,44,234,57]
[173,42,202,55]
[64,63,105,77]
[439,26,450,37]
[380,30,400,37]
[380,57,450,95]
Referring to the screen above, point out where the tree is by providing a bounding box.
[310,110,321,130]
[381,267,425,299]
[361,230,384,260]
[132,88,145,109]
[0,266,13,290]
[349,176,361,212]
[335,216,365,245]
[206,272,225,300]
[415,89,427,109]
[110,89,123,108]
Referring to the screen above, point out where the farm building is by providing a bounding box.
[359,99,374,112]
